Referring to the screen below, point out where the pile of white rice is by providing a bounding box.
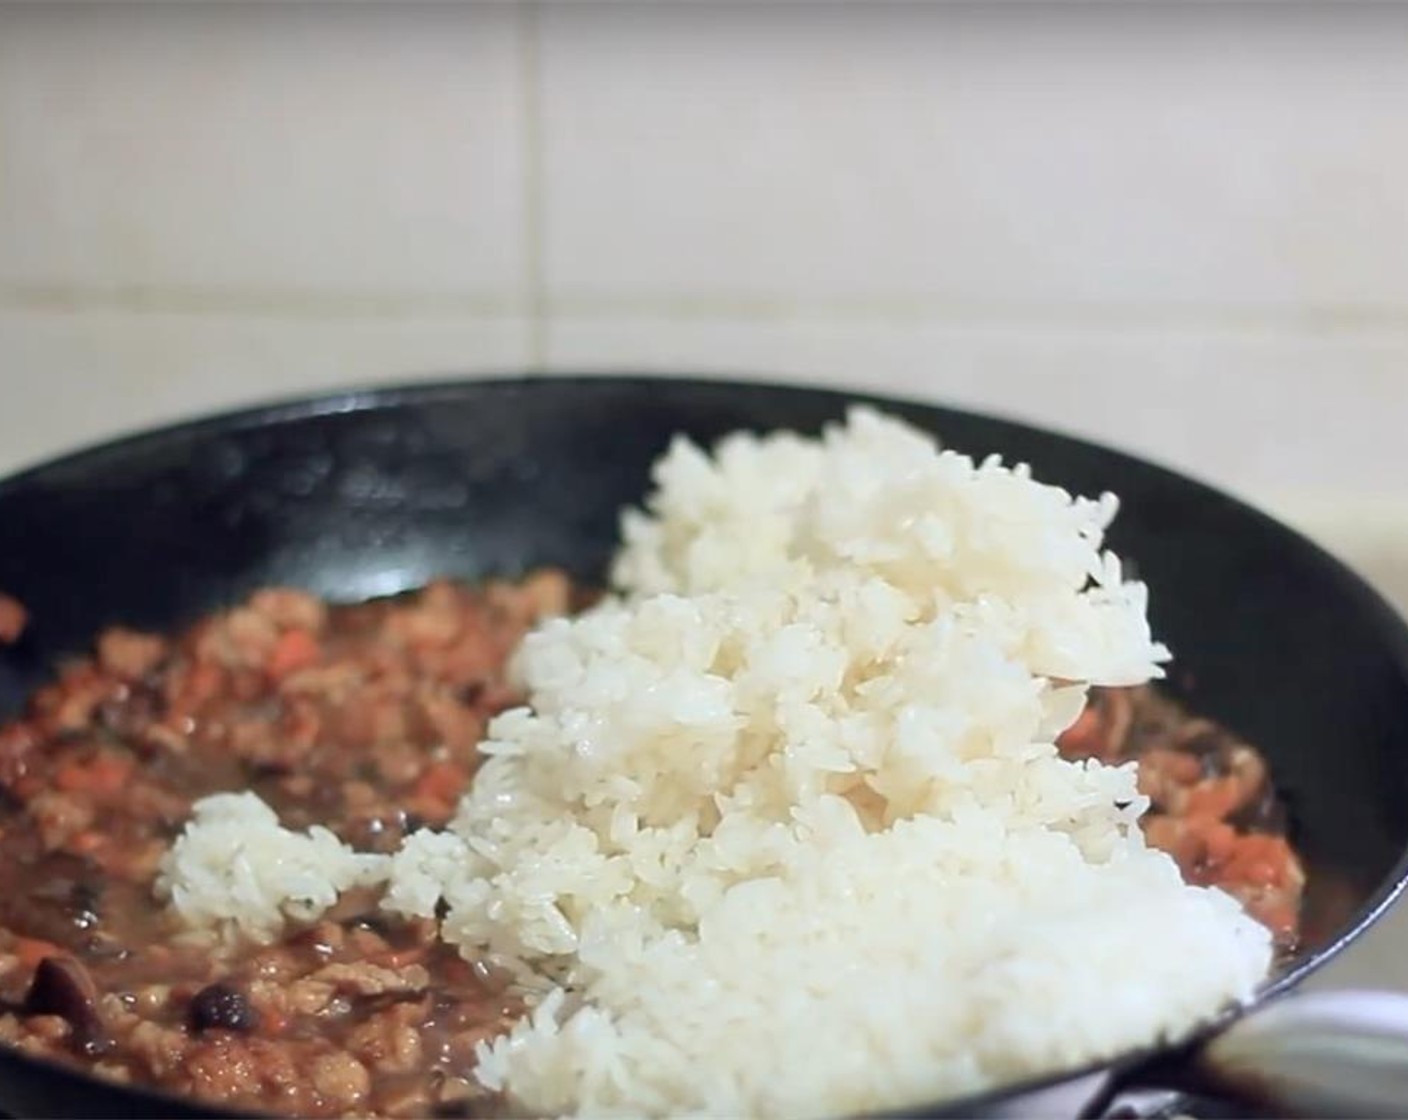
[157,408,1273,1118]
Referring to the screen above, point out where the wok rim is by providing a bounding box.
[0,370,1406,1119]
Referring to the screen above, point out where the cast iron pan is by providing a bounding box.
[1,375,1407,1119]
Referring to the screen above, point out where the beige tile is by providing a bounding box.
[538,5,1408,312]
[0,309,530,475]
[0,4,526,300]
[542,313,1408,506]
[1263,496,1408,613]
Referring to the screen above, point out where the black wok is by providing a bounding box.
[1,374,1407,1119]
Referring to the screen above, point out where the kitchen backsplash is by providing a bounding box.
[0,2,1404,609]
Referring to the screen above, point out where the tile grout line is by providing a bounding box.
[520,0,548,369]
[0,284,523,320]
[10,282,1408,341]
[535,295,1408,338]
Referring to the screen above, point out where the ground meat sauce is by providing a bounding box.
[0,577,1305,1117]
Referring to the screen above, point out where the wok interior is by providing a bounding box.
[0,376,1406,1115]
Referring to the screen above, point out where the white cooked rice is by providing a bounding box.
[159,407,1274,1118]
[155,791,389,942]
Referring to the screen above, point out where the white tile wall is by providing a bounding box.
[1,4,1400,518]
[0,0,1407,1009]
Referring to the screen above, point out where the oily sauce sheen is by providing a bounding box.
[0,577,1303,1117]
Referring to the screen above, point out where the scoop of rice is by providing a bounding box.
[161,407,1273,1118]
[404,409,1268,1116]
[156,791,389,942]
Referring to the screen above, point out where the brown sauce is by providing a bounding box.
[0,577,1304,1116]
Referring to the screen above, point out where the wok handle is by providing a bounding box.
[1164,989,1408,1118]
